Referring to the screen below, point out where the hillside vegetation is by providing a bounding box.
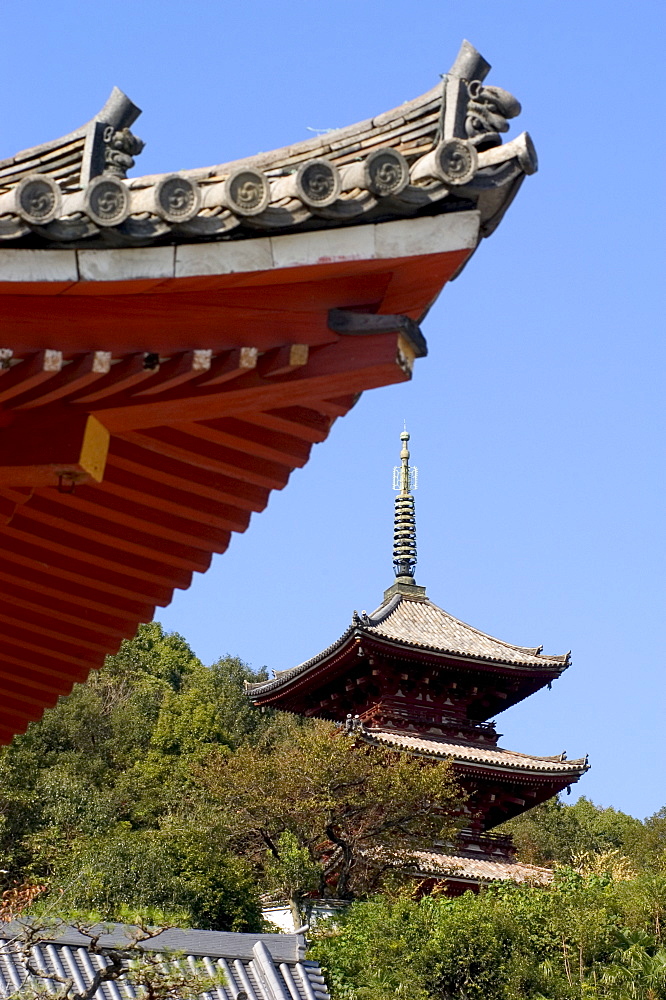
[0,623,459,927]
[2,624,665,997]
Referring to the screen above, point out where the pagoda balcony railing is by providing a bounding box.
[362,700,499,744]
[436,829,516,859]
[456,829,516,857]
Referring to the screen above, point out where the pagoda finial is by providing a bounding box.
[392,428,418,583]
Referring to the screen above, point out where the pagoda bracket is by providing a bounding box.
[328,309,428,359]
[0,410,109,487]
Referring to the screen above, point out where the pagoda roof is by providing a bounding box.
[409,848,553,887]
[247,591,570,704]
[362,593,569,669]
[361,728,588,780]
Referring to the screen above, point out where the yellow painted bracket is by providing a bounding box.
[0,411,110,487]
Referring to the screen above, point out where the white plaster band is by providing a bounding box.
[0,211,480,283]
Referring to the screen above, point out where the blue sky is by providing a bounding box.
[3,1,664,819]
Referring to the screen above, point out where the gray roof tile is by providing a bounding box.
[363,729,588,776]
[365,595,569,668]
[410,849,553,885]
[0,925,328,1000]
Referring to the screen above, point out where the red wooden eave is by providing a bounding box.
[0,243,470,741]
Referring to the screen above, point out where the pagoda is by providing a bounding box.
[247,432,588,893]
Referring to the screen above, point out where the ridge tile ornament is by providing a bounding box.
[221,168,271,215]
[83,175,131,226]
[341,148,410,197]
[0,40,534,247]
[103,126,145,178]
[155,175,202,222]
[0,41,537,746]
[16,175,62,225]
[247,432,588,894]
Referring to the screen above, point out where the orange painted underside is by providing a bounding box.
[0,246,470,743]
[0,250,467,355]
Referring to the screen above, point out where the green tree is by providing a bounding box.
[502,796,644,869]
[0,623,267,896]
[263,831,323,926]
[188,716,461,910]
[312,867,666,1000]
[625,808,666,873]
[45,825,262,931]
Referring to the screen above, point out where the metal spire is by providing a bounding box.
[392,428,418,582]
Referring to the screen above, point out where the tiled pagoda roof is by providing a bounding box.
[247,591,569,700]
[363,593,569,669]
[362,728,588,779]
[409,849,553,886]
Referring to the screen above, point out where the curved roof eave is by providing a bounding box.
[0,40,535,249]
[247,592,569,702]
[362,729,589,779]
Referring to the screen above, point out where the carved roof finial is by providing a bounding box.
[392,428,418,583]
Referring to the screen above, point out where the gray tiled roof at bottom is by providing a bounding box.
[0,925,329,1000]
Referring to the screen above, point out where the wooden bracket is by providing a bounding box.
[0,410,110,487]
[328,309,428,358]
[258,344,309,377]
[196,348,258,387]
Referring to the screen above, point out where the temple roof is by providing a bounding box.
[0,43,536,747]
[409,849,553,886]
[247,591,569,702]
[363,593,570,669]
[0,41,535,249]
[0,924,327,1000]
[362,728,588,779]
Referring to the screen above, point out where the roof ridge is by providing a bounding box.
[177,83,442,181]
[245,623,356,693]
[368,592,402,622]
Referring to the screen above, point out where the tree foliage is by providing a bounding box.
[0,622,460,928]
[312,867,666,999]
[0,623,269,929]
[186,715,460,909]
[501,796,657,872]
[3,620,666,996]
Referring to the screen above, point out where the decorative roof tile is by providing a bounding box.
[0,41,535,248]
